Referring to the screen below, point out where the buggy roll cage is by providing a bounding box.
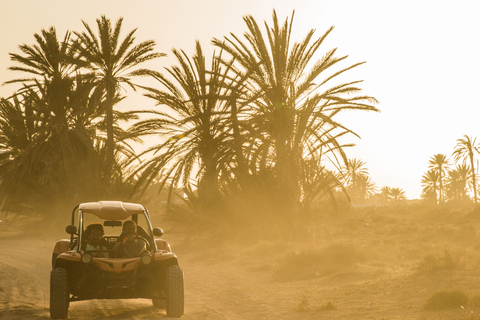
[68,201,157,253]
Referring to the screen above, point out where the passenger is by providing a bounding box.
[114,220,148,258]
[75,223,109,258]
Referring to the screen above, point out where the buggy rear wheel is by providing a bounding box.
[50,267,69,319]
[166,265,184,317]
[152,298,166,308]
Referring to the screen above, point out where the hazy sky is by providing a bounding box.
[1,0,479,199]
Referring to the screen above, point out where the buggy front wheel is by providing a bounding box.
[50,267,69,319]
[165,265,184,317]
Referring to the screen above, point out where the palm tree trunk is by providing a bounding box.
[470,155,477,204]
[230,97,248,188]
[202,157,218,210]
[105,84,115,185]
[199,115,219,210]
[438,170,443,204]
[274,135,298,217]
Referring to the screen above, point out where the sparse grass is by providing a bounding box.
[272,243,365,281]
[423,290,469,310]
[171,203,480,318]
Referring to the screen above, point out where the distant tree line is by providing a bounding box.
[422,135,480,205]
[339,158,406,204]
[0,11,379,234]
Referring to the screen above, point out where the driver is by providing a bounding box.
[114,220,148,258]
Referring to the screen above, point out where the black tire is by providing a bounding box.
[165,265,184,317]
[51,253,58,268]
[50,267,69,319]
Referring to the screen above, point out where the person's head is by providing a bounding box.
[122,220,137,239]
[85,223,104,246]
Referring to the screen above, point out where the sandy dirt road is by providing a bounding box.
[0,232,293,320]
[3,213,480,320]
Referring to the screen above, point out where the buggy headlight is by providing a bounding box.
[81,253,92,264]
[141,253,152,265]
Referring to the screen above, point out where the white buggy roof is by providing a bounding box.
[78,201,145,220]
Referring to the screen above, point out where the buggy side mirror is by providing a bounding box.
[66,225,77,235]
[153,227,163,237]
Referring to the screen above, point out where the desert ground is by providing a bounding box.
[2,203,480,319]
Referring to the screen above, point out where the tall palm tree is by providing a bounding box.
[0,95,38,181]
[0,95,39,212]
[380,186,392,203]
[356,175,377,201]
[452,135,480,204]
[390,187,406,201]
[130,41,232,211]
[4,26,103,161]
[5,27,75,90]
[4,26,83,151]
[421,169,440,204]
[0,80,106,211]
[212,10,379,216]
[446,164,470,201]
[428,154,449,203]
[342,158,370,201]
[72,15,164,182]
[1,27,102,212]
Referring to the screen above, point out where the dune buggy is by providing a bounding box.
[50,201,184,319]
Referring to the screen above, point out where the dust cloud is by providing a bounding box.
[2,203,480,319]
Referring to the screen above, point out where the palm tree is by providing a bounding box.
[5,27,75,91]
[0,79,108,211]
[356,175,377,201]
[4,27,85,154]
[428,154,449,203]
[130,41,232,212]
[421,169,440,204]
[1,27,102,212]
[390,187,406,201]
[72,15,164,183]
[212,10,379,216]
[446,164,470,201]
[452,135,480,204]
[380,186,392,203]
[342,158,370,201]
[0,96,39,212]
[300,156,342,212]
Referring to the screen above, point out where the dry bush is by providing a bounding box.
[295,296,311,312]
[416,249,464,274]
[272,243,365,281]
[423,290,468,310]
[317,301,336,311]
[295,296,336,312]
